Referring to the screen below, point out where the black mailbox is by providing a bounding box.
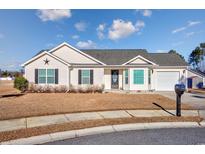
[175,84,186,96]
[175,84,186,117]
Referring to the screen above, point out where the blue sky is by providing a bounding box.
[0,9,205,71]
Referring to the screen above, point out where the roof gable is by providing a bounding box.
[50,42,106,65]
[122,55,157,65]
[21,51,70,67]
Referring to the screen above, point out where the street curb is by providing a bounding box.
[0,122,202,145]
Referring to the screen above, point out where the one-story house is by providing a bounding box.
[22,42,188,91]
[187,69,205,89]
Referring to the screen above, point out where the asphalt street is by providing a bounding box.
[45,127,205,145]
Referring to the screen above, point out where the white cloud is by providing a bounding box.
[72,35,80,39]
[97,23,106,39]
[135,20,145,31]
[135,9,152,17]
[56,34,63,38]
[172,41,184,46]
[74,22,87,31]
[186,32,195,37]
[0,61,22,70]
[0,33,4,39]
[37,9,71,22]
[185,30,204,38]
[188,21,201,26]
[46,43,55,48]
[156,50,167,53]
[172,20,201,34]
[76,40,96,49]
[108,19,145,40]
[172,27,187,34]
[142,10,152,17]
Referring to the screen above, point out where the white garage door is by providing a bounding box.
[156,71,180,91]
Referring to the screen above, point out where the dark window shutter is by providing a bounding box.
[90,70,93,84]
[78,70,81,85]
[35,69,38,84]
[55,69,58,84]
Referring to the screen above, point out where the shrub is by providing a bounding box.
[86,85,94,93]
[69,84,104,93]
[28,83,35,93]
[93,84,104,93]
[28,84,104,93]
[28,84,68,93]
[55,85,68,93]
[14,76,29,92]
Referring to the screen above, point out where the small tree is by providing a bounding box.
[200,43,205,48]
[2,70,9,77]
[188,47,204,69]
[14,76,28,92]
[168,50,185,61]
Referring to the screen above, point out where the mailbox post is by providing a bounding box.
[174,84,186,117]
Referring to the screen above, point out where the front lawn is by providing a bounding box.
[0,80,20,96]
[0,93,191,120]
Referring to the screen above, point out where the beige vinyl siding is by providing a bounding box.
[52,45,99,64]
[129,58,149,64]
[70,67,104,87]
[24,54,69,85]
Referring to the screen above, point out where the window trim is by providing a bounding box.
[125,69,128,84]
[81,70,90,85]
[133,70,144,85]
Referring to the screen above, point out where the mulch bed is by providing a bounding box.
[0,116,202,142]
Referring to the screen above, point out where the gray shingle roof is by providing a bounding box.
[33,48,188,66]
[33,49,50,57]
[149,53,188,66]
[189,69,205,77]
[82,49,188,66]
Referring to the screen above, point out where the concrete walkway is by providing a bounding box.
[0,109,199,133]
[156,92,205,110]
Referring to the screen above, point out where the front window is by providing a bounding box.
[125,69,128,84]
[47,69,55,84]
[38,69,55,84]
[133,70,144,84]
[38,69,46,84]
[81,70,90,84]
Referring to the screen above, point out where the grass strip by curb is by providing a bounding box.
[0,116,202,142]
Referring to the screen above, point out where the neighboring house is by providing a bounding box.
[187,69,205,89]
[22,42,188,91]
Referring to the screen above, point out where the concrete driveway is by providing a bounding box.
[156,92,205,110]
